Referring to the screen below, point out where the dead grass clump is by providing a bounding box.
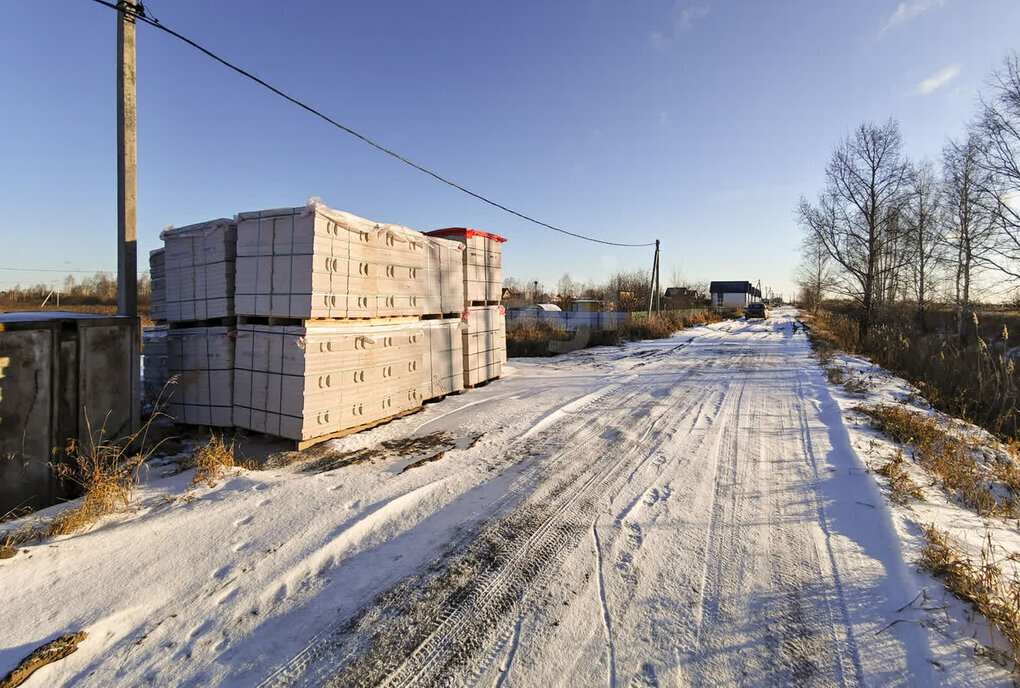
[190,435,239,487]
[1,523,35,559]
[876,451,925,504]
[920,524,1020,667]
[46,433,148,537]
[856,404,944,451]
[858,405,1014,517]
[827,366,847,386]
[826,365,872,395]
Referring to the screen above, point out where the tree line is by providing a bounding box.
[797,54,1020,341]
[505,269,709,313]
[0,273,152,307]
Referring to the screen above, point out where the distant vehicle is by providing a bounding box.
[744,302,768,319]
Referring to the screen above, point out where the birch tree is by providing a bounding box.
[943,134,997,338]
[799,120,910,339]
[975,53,1020,281]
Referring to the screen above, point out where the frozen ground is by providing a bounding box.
[1,307,1014,686]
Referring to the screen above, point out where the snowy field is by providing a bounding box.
[1,307,1014,686]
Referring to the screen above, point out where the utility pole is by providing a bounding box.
[655,239,661,315]
[117,0,138,317]
[646,239,660,317]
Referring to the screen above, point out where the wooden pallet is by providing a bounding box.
[167,316,238,330]
[236,314,424,328]
[421,312,464,321]
[422,390,465,404]
[467,300,501,307]
[292,406,423,451]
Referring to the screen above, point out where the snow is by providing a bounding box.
[0,308,1015,686]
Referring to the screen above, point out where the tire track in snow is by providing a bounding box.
[793,372,866,687]
[373,404,670,688]
[313,364,713,687]
[493,614,523,688]
[592,521,616,688]
[259,379,669,688]
[690,345,753,646]
[521,380,629,440]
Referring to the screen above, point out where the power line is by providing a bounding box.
[0,266,115,273]
[85,0,656,249]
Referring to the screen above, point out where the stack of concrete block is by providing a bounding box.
[462,305,507,387]
[149,248,166,322]
[141,325,169,403]
[423,318,465,399]
[152,200,505,444]
[425,228,505,304]
[423,236,466,315]
[234,203,463,319]
[166,326,234,427]
[161,219,237,322]
[232,320,428,441]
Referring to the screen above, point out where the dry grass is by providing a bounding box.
[506,309,722,358]
[826,365,873,396]
[188,434,240,487]
[875,450,926,504]
[920,524,1020,667]
[857,404,1018,517]
[0,412,171,544]
[806,306,1020,441]
[46,427,151,537]
[0,522,34,559]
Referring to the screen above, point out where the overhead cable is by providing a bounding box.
[85,0,657,248]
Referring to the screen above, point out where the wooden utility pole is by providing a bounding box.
[655,239,660,315]
[646,239,660,317]
[117,0,138,317]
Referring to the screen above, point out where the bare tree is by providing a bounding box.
[975,53,1020,280]
[606,270,651,312]
[502,276,523,294]
[794,231,832,315]
[904,160,945,329]
[556,273,578,300]
[943,133,997,338]
[798,119,911,339]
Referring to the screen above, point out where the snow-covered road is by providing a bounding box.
[1,308,1011,686]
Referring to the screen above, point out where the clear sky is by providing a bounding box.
[1,0,1018,300]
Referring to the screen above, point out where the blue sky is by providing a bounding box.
[1,0,1018,300]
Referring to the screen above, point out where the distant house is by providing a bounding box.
[662,286,702,309]
[501,288,527,309]
[709,281,761,309]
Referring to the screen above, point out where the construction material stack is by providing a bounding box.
[162,220,237,322]
[425,228,507,387]
[142,248,169,405]
[141,325,168,404]
[149,248,166,322]
[231,201,467,445]
[461,305,506,386]
[160,219,238,426]
[151,200,502,446]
